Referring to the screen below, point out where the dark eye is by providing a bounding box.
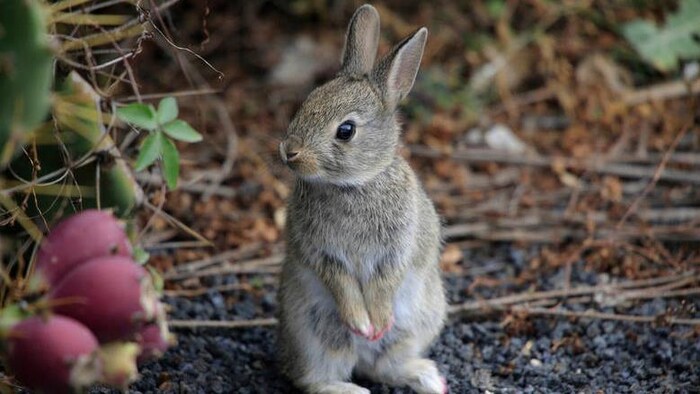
[336,121,355,141]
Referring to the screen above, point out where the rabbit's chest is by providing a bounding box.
[291,186,417,269]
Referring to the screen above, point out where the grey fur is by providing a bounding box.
[278,5,447,394]
[341,5,380,76]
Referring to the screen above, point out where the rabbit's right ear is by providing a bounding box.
[340,5,380,76]
[371,27,427,111]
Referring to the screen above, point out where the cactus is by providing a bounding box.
[0,0,53,166]
[7,72,143,221]
[0,3,176,392]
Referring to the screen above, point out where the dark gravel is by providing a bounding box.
[92,245,699,394]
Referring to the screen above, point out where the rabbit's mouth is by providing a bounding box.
[279,141,320,177]
[285,158,320,178]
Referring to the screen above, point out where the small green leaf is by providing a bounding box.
[146,266,164,294]
[621,0,700,72]
[133,246,150,265]
[134,132,162,171]
[0,304,27,336]
[116,103,157,130]
[161,136,180,189]
[157,97,178,125]
[485,0,506,19]
[249,276,265,289]
[163,120,203,142]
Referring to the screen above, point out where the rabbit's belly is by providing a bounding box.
[393,269,426,322]
[309,210,418,281]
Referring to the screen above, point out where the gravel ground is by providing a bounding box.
[93,245,699,393]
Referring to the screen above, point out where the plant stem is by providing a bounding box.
[0,194,43,242]
[48,0,94,13]
[49,13,130,26]
[60,23,145,52]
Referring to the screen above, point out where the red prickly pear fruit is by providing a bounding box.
[7,316,102,394]
[136,320,175,364]
[49,256,158,343]
[33,209,132,289]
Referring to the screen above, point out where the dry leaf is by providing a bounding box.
[440,244,463,273]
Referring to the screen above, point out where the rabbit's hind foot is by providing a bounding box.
[361,355,446,394]
[306,382,370,394]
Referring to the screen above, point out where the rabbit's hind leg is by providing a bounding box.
[280,302,368,394]
[358,337,447,394]
[291,324,368,394]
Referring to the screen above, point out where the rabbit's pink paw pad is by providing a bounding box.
[369,315,394,342]
[346,322,375,340]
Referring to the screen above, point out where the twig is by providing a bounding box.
[119,88,220,101]
[135,172,238,198]
[170,47,238,200]
[164,242,264,278]
[443,207,700,243]
[409,145,700,184]
[166,254,284,281]
[144,240,211,251]
[168,318,278,329]
[617,122,692,228]
[510,307,700,326]
[142,200,212,246]
[449,272,699,314]
[163,277,276,297]
[623,78,700,106]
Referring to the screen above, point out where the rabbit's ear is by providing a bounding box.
[372,27,427,110]
[340,5,380,76]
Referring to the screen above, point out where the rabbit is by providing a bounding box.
[277,4,447,394]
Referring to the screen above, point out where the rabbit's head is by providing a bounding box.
[280,5,427,186]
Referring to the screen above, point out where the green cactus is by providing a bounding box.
[7,72,143,222]
[0,0,54,167]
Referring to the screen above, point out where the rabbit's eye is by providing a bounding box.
[336,121,356,141]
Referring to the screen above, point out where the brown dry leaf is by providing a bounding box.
[551,156,567,175]
[434,159,455,179]
[559,172,581,189]
[562,124,593,158]
[440,244,463,273]
[247,218,279,243]
[601,176,623,202]
[429,114,458,142]
[575,53,632,94]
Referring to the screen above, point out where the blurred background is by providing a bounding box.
[145,0,699,281]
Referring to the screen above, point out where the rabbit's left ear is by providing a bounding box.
[372,27,427,110]
[341,5,381,76]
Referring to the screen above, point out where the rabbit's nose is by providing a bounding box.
[280,137,303,163]
[285,150,300,161]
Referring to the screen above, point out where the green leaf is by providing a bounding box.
[157,97,178,125]
[0,304,28,336]
[133,246,150,265]
[146,265,164,294]
[485,0,506,19]
[116,103,158,130]
[161,136,180,189]
[250,276,265,289]
[621,0,700,72]
[134,132,162,171]
[163,120,203,142]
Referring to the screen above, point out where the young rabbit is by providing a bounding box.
[277,4,447,394]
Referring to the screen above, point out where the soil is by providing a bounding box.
[92,245,700,393]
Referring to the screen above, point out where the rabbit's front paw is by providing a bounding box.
[342,307,374,340]
[368,304,394,342]
[369,314,394,341]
